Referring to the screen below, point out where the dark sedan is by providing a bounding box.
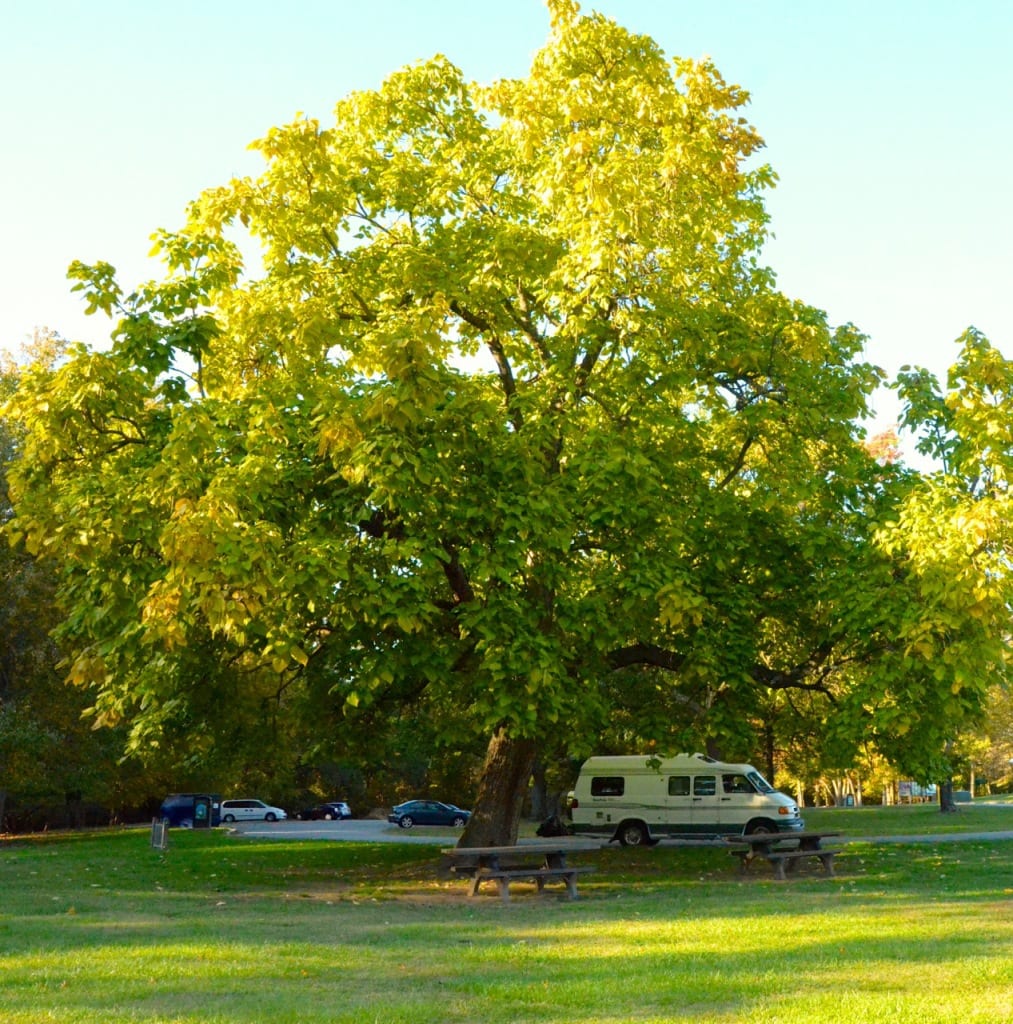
[387,800,470,829]
[295,801,352,821]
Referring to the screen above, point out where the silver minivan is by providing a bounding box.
[219,798,287,823]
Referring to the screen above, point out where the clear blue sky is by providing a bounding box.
[3,0,1011,439]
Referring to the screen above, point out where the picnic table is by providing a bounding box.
[441,840,598,902]
[722,831,842,880]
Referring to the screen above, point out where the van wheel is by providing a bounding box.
[745,820,777,835]
[617,822,649,847]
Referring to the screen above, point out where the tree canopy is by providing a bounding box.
[4,1,1007,841]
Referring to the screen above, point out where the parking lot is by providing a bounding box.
[227,818,453,844]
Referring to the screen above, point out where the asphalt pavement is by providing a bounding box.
[229,818,456,844]
[227,818,1013,846]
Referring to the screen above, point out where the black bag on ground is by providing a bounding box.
[536,814,569,838]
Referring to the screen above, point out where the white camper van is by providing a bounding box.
[568,753,803,846]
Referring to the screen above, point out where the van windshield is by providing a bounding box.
[747,771,774,794]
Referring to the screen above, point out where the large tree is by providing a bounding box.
[8,2,994,843]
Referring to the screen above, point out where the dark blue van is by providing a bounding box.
[158,793,221,828]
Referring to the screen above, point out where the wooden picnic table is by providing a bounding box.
[441,840,598,902]
[722,831,843,880]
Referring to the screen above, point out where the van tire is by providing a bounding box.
[745,819,777,835]
[617,821,649,847]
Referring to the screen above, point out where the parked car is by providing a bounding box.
[219,799,287,823]
[387,800,470,829]
[295,801,352,821]
[159,793,221,828]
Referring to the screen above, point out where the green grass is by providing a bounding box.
[2,804,1011,1023]
[799,800,1013,836]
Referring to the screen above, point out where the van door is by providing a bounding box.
[690,774,721,834]
[665,773,721,835]
[664,774,694,835]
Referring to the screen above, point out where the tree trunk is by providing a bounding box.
[66,790,85,829]
[529,758,548,821]
[938,778,959,813]
[763,719,776,787]
[458,728,536,848]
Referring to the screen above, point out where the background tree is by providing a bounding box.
[883,329,1013,806]
[976,686,1013,793]
[1,340,68,826]
[1,339,151,829]
[6,2,1001,843]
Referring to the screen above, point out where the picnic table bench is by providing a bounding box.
[441,841,598,902]
[722,831,842,880]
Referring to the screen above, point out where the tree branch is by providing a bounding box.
[608,642,686,673]
[502,285,552,365]
[357,508,404,541]
[450,299,522,430]
[716,434,755,490]
[439,542,475,605]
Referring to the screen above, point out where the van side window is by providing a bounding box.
[668,776,690,796]
[722,774,754,794]
[590,776,625,797]
[693,776,716,796]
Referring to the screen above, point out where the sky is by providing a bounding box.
[3,0,1011,444]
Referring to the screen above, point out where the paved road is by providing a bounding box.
[228,818,1013,846]
[230,818,457,844]
[845,830,1013,843]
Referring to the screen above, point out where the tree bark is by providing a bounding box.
[762,718,776,785]
[458,728,536,847]
[938,778,959,813]
[529,758,548,821]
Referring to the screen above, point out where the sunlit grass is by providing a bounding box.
[800,800,1013,835]
[1,814,1011,1023]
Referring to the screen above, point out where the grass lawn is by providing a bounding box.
[2,803,1011,1023]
